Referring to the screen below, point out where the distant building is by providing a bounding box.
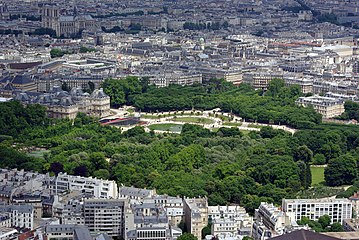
[13,87,111,119]
[149,72,202,88]
[343,219,359,232]
[282,198,352,224]
[270,229,341,240]
[119,186,156,202]
[54,172,118,199]
[41,5,96,37]
[255,203,291,235]
[84,199,126,237]
[284,77,313,94]
[242,72,283,90]
[44,224,93,240]
[143,195,184,227]
[208,205,252,239]
[125,202,174,240]
[0,205,34,229]
[295,96,345,118]
[0,227,17,240]
[349,192,359,219]
[183,197,208,240]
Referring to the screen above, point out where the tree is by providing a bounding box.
[94,169,110,179]
[267,78,285,97]
[297,161,311,189]
[74,165,89,177]
[242,237,254,240]
[61,82,70,92]
[102,77,143,107]
[313,154,326,165]
[50,162,64,176]
[33,27,56,37]
[330,222,343,232]
[294,145,313,163]
[50,48,66,58]
[202,224,211,239]
[178,220,187,232]
[325,154,358,186]
[177,233,197,240]
[318,215,331,229]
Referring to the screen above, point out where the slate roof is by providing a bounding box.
[270,230,341,240]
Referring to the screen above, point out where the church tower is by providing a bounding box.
[41,5,59,33]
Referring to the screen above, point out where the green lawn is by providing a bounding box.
[148,124,183,132]
[311,166,325,185]
[247,124,262,128]
[223,122,242,127]
[27,150,50,158]
[171,117,214,124]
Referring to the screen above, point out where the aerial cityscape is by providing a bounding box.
[0,0,359,240]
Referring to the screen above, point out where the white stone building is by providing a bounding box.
[282,198,352,224]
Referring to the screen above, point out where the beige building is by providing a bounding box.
[41,5,96,37]
[242,72,283,90]
[14,87,111,120]
[284,77,313,94]
[295,96,345,119]
[183,197,208,240]
[149,72,202,88]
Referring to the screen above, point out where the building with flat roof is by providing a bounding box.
[282,198,352,224]
[54,173,118,199]
[84,199,126,237]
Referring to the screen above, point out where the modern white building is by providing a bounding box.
[282,198,352,224]
[54,173,118,199]
[84,199,126,237]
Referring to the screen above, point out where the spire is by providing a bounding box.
[73,0,78,16]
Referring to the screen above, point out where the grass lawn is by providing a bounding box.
[311,166,325,185]
[223,122,242,127]
[171,117,214,124]
[240,130,252,135]
[27,150,50,158]
[247,124,262,128]
[148,124,183,132]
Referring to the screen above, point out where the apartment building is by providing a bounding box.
[149,72,202,88]
[295,96,345,118]
[84,199,126,237]
[282,198,352,224]
[208,205,252,238]
[255,203,291,234]
[242,72,283,90]
[0,205,34,229]
[125,202,173,240]
[283,77,313,94]
[119,186,156,202]
[44,224,93,240]
[183,197,208,240]
[144,195,184,227]
[54,173,118,199]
